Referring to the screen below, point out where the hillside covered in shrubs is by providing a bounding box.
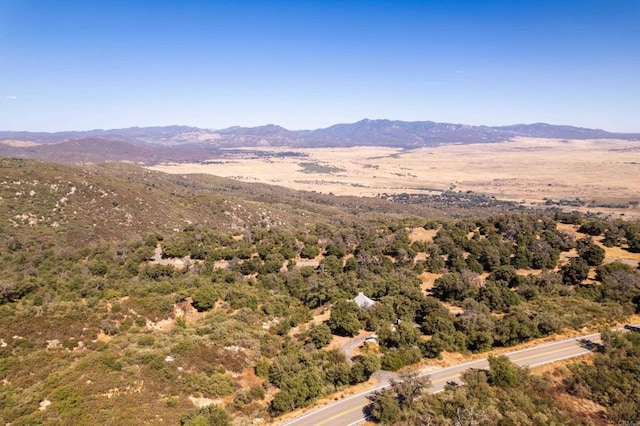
[0,159,639,424]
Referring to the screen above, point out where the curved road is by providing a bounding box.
[340,335,371,365]
[279,325,639,426]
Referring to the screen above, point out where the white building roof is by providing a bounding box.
[353,292,375,309]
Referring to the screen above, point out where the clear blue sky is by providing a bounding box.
[1,0,638,132]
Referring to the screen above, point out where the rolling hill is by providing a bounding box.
[0,158,519,247]
[1,159,639,425]
[1,120,639,165]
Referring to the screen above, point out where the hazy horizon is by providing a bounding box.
[1,1,638,133]
[2,118,640,135]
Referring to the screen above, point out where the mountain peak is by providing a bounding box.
[1,120,639,164]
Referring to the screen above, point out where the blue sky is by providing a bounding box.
[0,0,638,132]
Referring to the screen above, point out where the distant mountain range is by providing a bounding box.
[1,119,639,164]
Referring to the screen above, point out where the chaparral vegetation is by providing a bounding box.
[0,158,639,424]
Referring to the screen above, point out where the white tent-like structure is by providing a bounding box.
[353,292,375,309]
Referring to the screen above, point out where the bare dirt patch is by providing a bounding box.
[292,258,321,268]
[95,331,113,343]
[441,302,464,315]
[601,245,640,267]
[408,227,437,243]
[419,272,442,292]
[556,223,583,238]
[1,140,40,147]
[515,268,542,276]
[327,329,371,352]
[188,395,222,408]
[289,308,330,337]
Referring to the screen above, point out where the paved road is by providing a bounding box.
[279,326,638,426]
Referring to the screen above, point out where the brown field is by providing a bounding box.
[150,137,640,218]
[408,227,437,243]
[1,139,41,147]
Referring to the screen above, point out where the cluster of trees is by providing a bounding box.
[1,209,639,423]
[265,346,380,414]
[558,213,640,252]
[565,330,640,423]
[180,404,230,426]
[369,357,591,425]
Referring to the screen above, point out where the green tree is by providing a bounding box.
[566,331,640,423]
[424,244,445,273]
[455,299,495,352]
[270,369,324,414]
[577,237,605,266]
[421,297,457,336]
[488,355,520,388]
[308,323,333,349]
[579,220,608,236]
[180,405,230,426]
[300,244,320,259]
[596,262,640,308]
[528,240,559,269]
[391,370,432,411]
[381,347,421,371]
[433,270,481,303]
[478,280,521,311]
[349,354,381,384]
[370,388,402,424]
[328,300,362,337]
[561,257,590,285]
[191,285,219,312]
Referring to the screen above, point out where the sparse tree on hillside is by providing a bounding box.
[561,257,590,285]
[576,237,605,266]
[191,285,219,312]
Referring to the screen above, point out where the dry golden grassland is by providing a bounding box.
[150,138,640,217]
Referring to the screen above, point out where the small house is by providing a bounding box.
[353,292,375,310]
